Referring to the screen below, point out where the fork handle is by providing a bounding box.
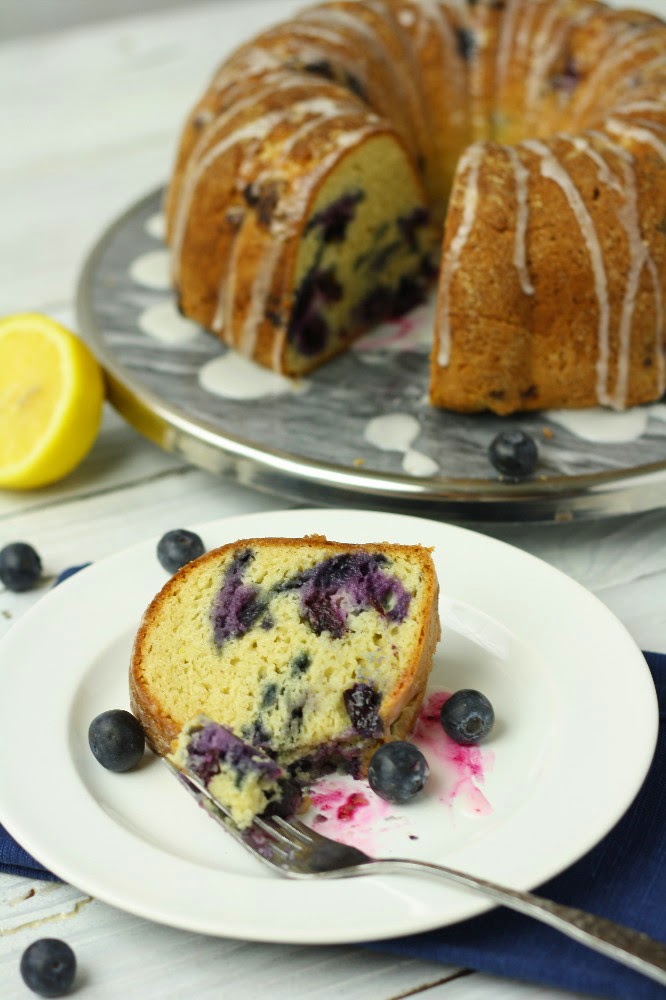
[362,858,666,987]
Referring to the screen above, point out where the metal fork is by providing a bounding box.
[165,759,666,987]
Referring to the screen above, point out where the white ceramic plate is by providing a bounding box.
[0,509,658,944]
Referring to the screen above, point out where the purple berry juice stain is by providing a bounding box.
[413,692,495,816]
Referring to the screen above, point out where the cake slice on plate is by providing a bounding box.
[131,534,440,785]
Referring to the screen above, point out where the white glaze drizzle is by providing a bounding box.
[572,31,662,123]
[631,118,666,135]
[436,143,484,368]
[604,122,666,400]
[212,46,281,88]
[467,0,491,138]
[524,0,569,116]
[172,91,359,286]
[192,108,214,128]
[237,105,380,344]
[566,133,645,408]
[397,7,416,29]
[211,210,243,335]
[514,0,546,77]
[495,0,523,94]
[198,352,308,400]
[569,133,624,194]
[300,7,380,44]
[606,118,666,163]
[522,138,612,407]
[613,100,666,116]
[504,146,534,296]
[293,10,394,94]
[210,98,365,338]
[278,111,338,157]
[413,0,460,78]
[596,56,666,123]
[170,110,286,283]
[525,2,598,123]
[240,124,385,367]
[569,129,665,405]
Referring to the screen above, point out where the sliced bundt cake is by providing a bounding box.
[165,0,666,414]
[131,535,440,780]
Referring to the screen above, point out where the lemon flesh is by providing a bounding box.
[0,313,105,489]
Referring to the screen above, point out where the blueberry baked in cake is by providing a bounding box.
[168,715,301,829]
[130,535,440,786]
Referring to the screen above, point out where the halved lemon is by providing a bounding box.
[0,313,105,489]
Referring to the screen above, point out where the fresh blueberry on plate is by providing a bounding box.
[488,429,538,480]
[88,709,145,772]
[0,541,42,592]
[440,689,495,745]
[367,741,429,803]
[156,528,205,573]
[20,938,76,997]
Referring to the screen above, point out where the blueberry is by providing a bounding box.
[455,26,476,61]
[88,709,145,772]
[20,939,76,997]
[0,542,42,592]
[343,682,383,737]
[367,741,429,803]
[440,689,495,745]
[488,429,538,480]
[156,529,205,573]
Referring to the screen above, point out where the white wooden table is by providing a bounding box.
[1,2,665,997]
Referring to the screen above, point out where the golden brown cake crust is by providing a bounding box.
[130,534,440,763]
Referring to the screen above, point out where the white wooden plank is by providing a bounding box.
[0,875,462,1000]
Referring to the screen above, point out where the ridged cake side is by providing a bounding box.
[431,2,666,413]
[130,535,440,777]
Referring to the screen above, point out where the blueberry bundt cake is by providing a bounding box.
[168,715,301,829]
[165,0,666,414]
[130,535,440,781]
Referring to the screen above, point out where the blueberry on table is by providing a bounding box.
[156,528,205,573]
[20,938,76,997]
[440,689,495,745]
[0,541,42,592]
[488,429,538,480]
[367,741,429,803]
[88,709,145,772]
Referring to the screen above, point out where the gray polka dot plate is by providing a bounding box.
[76,187,666,523]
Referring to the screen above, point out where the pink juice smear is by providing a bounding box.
[413,692,495,816]
[354,312,419,351]
[308,776,408,855]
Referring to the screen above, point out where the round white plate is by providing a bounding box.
[0,509,658,944]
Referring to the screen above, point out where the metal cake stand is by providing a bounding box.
[76,188,666,524]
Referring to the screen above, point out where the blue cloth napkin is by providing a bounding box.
[366,651,666,1000]
[1,652,664,998]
